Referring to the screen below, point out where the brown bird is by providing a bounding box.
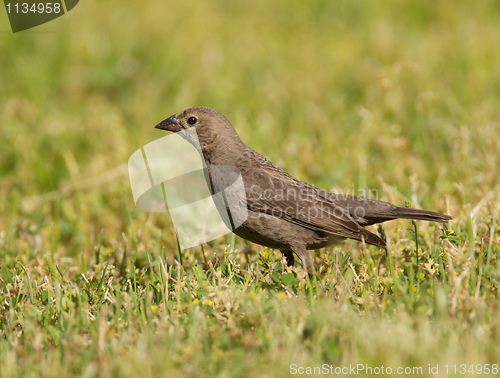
[155,107,452,274]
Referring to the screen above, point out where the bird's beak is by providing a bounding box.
[155,114,182,132]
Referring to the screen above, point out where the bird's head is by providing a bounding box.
[155,107,243,153]
[155,107,230,133]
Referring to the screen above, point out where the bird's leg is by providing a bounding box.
[290,245,314,275]
[280,250,295,267]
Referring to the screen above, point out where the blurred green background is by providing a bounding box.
[1,0,499,200]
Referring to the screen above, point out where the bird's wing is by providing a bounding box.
[242,166,385,247]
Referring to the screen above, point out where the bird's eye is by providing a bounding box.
[187,116,198,125]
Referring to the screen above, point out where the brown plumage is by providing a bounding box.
[155,107,452,273]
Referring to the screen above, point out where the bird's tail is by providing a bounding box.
[381,207,452,223]
[357,204,452,227]
[358,208,451,248]
[332,195,452,226]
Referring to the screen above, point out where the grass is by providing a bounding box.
[1,0,500,377]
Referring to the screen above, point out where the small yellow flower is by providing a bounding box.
[249,291,256,298]
[277,292,287,301]
[216,349,224,356]
[412,286,417,293]
[203,299,212,307]
[419,272,425,280]
[194,298,200,305]
[262,251,269,258]
[264,333,270,340]
[151,305,159,314]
